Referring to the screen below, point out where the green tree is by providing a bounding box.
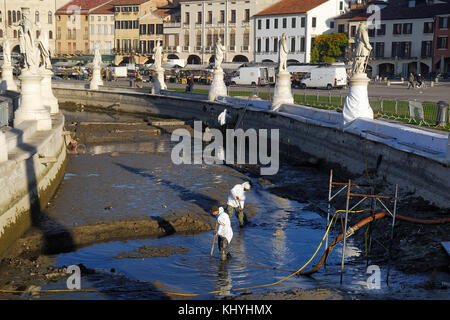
[310,33,348,63]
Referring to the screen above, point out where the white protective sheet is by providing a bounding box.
[343,84,374,126]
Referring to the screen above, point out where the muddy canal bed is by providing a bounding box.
[1,110,449,300]
[11,153,448,300]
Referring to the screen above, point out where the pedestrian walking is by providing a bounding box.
[211,206,233,261]
[227,182,251,227]
[408,72,415,89]
[417,73,423,88]
[188,75,194,92]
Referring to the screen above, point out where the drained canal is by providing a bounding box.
[6,110,449,300]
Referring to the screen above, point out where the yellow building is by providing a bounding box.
[137,9,170,64]
[113,0,170,64]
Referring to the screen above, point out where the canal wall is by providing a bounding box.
[52,87,450,209]
[0,114,67,257]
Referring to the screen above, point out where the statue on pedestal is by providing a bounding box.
[15,8,40,74]
[93,44,102,68]
[271,33,293,110]
[1,35,18,92]
[214,38,226,71]
[151,39,166,93]
[208,39,227,101]
[278,33,288,73]
[351,22,372,76]
[343,21,374,126]
[153,39,163,70]
[38,26,52,70]
[3,37,12,67]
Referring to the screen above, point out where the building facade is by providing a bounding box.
[0,0,72,57]
[163,0,281,65]
[138,10,168,64]
[253,0,349,64]
[113,0,169,64]
[56,0,113,56]
[433,14,450,73]
[336,0,450,78]
[89,2,115,55]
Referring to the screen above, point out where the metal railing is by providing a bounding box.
[291,90,446,127]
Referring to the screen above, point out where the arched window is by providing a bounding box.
[8,10,11,25]
[12,10,16,23]
[48,11,52,24]
[35,11,39,23]
[49,31,53,39]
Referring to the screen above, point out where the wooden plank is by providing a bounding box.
[348,193,392,199]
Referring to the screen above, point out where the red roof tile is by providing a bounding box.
[90,1,115,14]
[110,0,152,5]
[56,0,113,13]
[254,0,328,16]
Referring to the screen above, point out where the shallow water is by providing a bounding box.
[35,157,445,300]
[26,111,448,300]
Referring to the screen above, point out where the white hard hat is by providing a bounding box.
[242,182,251,190]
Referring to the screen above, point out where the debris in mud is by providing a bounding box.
[234,288,345,300]
[115,245,189,259]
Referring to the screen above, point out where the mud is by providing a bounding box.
[232,163,450,275]
[115,245,189,259]
[234,288,345,300]
[1,106,448,300]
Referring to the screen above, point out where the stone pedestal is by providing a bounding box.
[1,65,18,92]
[152,68,167,94]
[40,69,59,114]
[342,74,374,126]
[208,68,227,101]
[0,131,7,163]
[89,66,103,90]
[271,71,294,111]
[14,70,51,131]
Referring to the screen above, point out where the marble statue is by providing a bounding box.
[1,35,18,92]
[343,21,374,125]
[151,39,166,93]
[153,39,163,70]
[278,33,288,73]
[38,26,52,70]
[214,38,226,70]
[3,37,12,67]
[15,8,40,73]
[208,39,227,101]
[93,44,102,67]
[352,22,372,75]
[271,33,293,109]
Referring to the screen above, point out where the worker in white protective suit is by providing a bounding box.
[227,181,251,227]
[211,206,233,261]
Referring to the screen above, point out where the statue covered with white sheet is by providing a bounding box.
[343,22,374,126]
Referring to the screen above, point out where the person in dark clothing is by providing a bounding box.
[417,73,423,88]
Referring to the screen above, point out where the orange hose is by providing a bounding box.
[396,215,450,224]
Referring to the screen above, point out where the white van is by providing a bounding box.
[231,67,271,86]
[299,65,347,89]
